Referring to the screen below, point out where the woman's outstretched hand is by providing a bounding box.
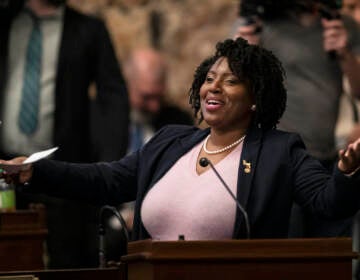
[0,157,33,185]
[338,138,360,175]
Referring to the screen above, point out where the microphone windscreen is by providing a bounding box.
[199,157,209,167]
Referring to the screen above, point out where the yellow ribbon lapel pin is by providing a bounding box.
[242,160,251,174]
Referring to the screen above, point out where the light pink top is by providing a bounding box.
[141,138,243,240]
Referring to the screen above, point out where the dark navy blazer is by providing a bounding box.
[29,125,360,240]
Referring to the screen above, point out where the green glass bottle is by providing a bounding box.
[0,177,16,211]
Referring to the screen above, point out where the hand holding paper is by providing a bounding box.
[0,147,58,174]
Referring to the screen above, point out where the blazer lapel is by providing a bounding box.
[233,126,263,238]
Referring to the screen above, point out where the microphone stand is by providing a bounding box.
[98,205,130,268]
[199,157,251,239]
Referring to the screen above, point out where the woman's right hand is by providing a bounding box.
[0,157,33,185]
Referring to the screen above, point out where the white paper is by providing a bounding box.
[0,147,58,173]
[23,147,58,164]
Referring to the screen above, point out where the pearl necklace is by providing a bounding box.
[203,134,246,155]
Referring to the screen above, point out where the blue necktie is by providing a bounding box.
[130,123,144,152]
[18,15,42,135]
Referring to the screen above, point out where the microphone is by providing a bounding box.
[98,205,129,268]
[199,157,251,239]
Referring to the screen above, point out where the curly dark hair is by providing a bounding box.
[188,37,287,130]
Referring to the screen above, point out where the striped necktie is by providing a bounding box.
[18,14,42,135]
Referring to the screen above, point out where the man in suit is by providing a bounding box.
[0,0,129,268]
[124,48,193,153]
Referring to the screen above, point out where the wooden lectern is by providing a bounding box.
[0,208,47,271]
[122,238,357,280]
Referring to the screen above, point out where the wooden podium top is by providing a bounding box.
[123,238,357,262]
[122,238,358,280]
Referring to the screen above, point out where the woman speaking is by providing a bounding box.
[2,38,360,241]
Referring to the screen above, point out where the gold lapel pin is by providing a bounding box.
[242,160,251,174]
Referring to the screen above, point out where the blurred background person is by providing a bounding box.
[342,0,360,22]
[233,0,360,238]
[124,47,194,153]
[336,0,360,150]
[0,0,129,269]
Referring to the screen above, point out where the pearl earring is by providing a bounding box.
[251,104,256,111]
